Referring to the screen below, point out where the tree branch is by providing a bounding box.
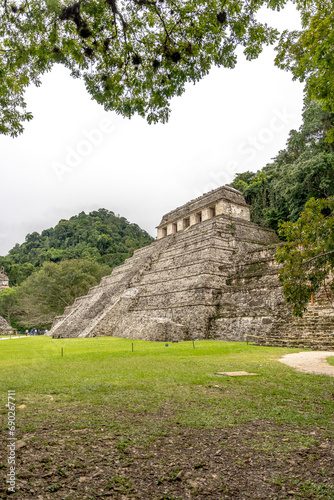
[299,250,334,266]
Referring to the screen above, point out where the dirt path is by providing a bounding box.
[279,350,334,376]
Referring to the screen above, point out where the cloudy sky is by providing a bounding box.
[0,4,304,256]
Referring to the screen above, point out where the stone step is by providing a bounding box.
[282,324,334,328]
[252,338,334,349]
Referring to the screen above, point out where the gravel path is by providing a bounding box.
[0,335,29,340]
[279,351,334,376]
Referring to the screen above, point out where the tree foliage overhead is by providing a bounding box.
[0,208,153,286]
[275,0,334,141]
[1,0,289,136]
[232,100,334,230]
[2,1,334,136]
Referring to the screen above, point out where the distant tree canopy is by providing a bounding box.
[232,100,334,230]
[0,259,111,328]
[0,288,20,326]
[0,208,154,286]
[1,1,334,136]
[0,208,153,329]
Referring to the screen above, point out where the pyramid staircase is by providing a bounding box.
[50,212,334,349]
[250,304,334,350]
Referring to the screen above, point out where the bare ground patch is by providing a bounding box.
[1,402,333,499]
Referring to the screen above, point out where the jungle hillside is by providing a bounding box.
[0,209,153,329]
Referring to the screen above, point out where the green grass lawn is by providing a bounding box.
[1,337,334,499]
[327,355,334,366]
[0,336,333,430]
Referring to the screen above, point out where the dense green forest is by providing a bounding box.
[0,210,153,329]
[231,101,334,230]
[231,100,334,314]
[0,209,154,287]
[0,260,112,329]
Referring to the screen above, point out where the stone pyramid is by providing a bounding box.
[49,185,334,348]
[0,315,14,335]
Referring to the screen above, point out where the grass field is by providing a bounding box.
[1,337,334,499]
[327,356,334,366]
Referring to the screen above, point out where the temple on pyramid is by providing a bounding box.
[49,185,334,349]
[0,267,9,291]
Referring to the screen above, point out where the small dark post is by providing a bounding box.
[192,341,195,349]
[132,343,134,352]
[61,347,63,357]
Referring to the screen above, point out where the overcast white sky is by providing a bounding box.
[0,4,304,256]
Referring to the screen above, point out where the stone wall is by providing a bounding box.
[248,285,334,350]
